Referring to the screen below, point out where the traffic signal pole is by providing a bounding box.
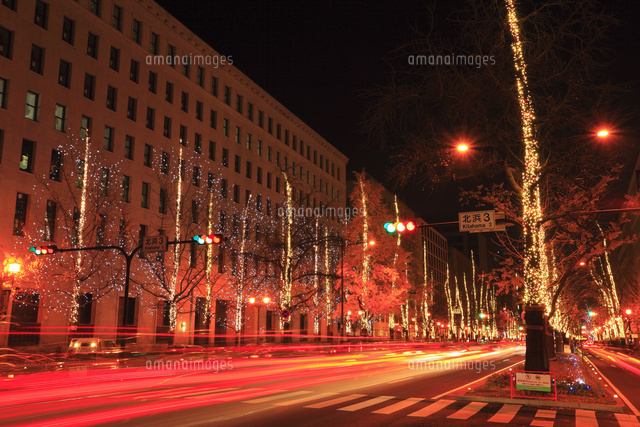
[32,238,200,342]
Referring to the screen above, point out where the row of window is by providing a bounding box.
[0,0,342,182]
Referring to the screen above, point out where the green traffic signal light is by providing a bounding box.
[384,221,417,234]
[193,234,222,245]
[29,245,58,255]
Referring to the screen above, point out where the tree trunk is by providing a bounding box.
[524,305,550,371]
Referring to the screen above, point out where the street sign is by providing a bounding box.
[452,309,462,315]
[515,372,552,392]
[459,210,496,232]
[143,235,168,253]
[281,309,291,320]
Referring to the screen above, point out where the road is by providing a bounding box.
[586,346,640,418]
[1,343,523,426]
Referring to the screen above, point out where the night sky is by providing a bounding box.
[154,0,640,219]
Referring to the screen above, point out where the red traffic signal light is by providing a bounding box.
[384,221,417,234]
[30,245,58,255]
[193,234,223,245]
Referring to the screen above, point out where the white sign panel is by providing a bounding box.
[515,372,552,392]
[458,210,495,232]
[143,235,168,253]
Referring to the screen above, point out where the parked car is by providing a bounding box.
[67,338,121,359]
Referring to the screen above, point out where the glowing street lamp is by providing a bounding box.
[625,309,632,316]
[456,144,469,152]
[596,129,610,138]
[248,296,271,344]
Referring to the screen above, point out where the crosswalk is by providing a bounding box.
[242,391,640,425]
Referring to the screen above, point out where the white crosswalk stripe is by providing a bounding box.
[305,394,365,409]
[447,401,487,419]
[616,413,640,427]
[407,399,455,417]
[372,397,424,414]
[575,409,598,427]
[337,395,394,412]
[487,403,521,423]
[244,390,310,404]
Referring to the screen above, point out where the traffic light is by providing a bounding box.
[479,312,486,319]
[30,245,58,255]
[193,234,222,245]
[384,221,417,234]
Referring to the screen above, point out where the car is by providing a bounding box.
[67,338,121,359]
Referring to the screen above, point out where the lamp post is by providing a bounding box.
[249,296,271,344]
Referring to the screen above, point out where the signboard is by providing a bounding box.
[458,210,496,232]
[143,235,168,253]
[515,372,552,392]
[452,309,462,315]
[280,309,291,320]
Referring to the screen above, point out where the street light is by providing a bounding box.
[596,129,610,138]
[248,296,271,344]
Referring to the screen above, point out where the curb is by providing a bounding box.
[456,395,624,413]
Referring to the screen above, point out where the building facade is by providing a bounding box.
[0,0,347,349]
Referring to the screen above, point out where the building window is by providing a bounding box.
[181,91,188,112]
[165,81,174,102]
[103,125,113,151]
[29,45,44,74]
[246,133,252,150]
[163,116,171,138]
[193,166,200,187]
[275,177,280,193]
[90,0,101,16]
[246,161,252,179]
[83,73,95,100]
[0,26,12,59]
[179,125,187,146]
[220,179,227,198]
[257,167,262,185]
[146,107,155,129]
[81,115,91,140]
[196,66,204,87]
[141,182,149,208]
[34,0,48,29]
[266,172,272,189]
[0,77,6,108]
[127,97,137,121]
[148,71,157,94]
[233,185,239,204]
[124,135,134,160]
[236,94,243,113]
[210,110,217,129]
[112,4,122,31]
[258,110,264,128]
[130,60,139,83]
[268,117,273,134]
[99,167,109,195]
[195,101,203,121]
[25,91,39,121]
[207,172,214,190]
[234,155,240,173]
[3,0,17,11]
[182,62,190,78]
[58,60,71,88]
[221,148,228,167]
[106,86,117,111]
[122,175,130,202]
[144,144,152,167]
[77,160,88,188]
[150,32,158,54]
[244,190,251,208]
[159,188,166,213]
[44,200,56,241]
[208,140,215,160]
[49,149,62,181]
[277,124,281,140]
[285,130,289,146]
[62,17,75,45]
[132,19,141,44]
[54,104,67,132]
[109,46,119,71]
[161,151,169,174]
[167,44,175,67]
[194,133,202,153]
[256,194,262,212]
[223,118,229,136]
[211,76,218,96]
[224,86,231,105]
[87,33,98,59]
[257,140,263,156]
[235,126,240,144]
[13,193,28,236]
[247,103,253,121]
